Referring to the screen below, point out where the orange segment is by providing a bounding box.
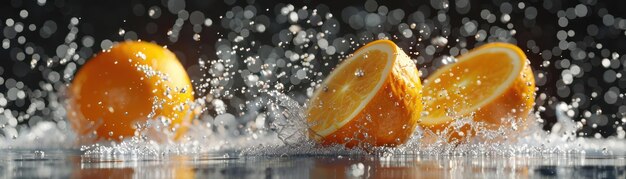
[306,40,423,148]
[421,42,535,140]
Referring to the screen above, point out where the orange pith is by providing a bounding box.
[306,40,422,148]
[67,41,194,142]
[421,42,535,139]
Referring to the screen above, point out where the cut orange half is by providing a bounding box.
[306,40,423,148]
[420,42,535,140]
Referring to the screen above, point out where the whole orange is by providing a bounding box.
[67,41,194,142]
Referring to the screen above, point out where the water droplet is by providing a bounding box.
[34,151,45,158]
[160,116,172,126]
[431,36,448,46]
[193,33,201,41]
[275,83,284,90]
[354,69,364,77]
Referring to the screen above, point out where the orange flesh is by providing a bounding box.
[424,52,517,124]
[307,50,389,136]
[420,42,535,141]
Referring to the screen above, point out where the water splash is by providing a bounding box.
[1,1,626,159]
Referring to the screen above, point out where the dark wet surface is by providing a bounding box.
[1,149,625,178]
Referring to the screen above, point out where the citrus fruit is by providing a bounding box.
[420,42,535,140]
[306,40,423,148]
[67,41,194,141]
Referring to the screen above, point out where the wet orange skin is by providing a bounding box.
[475,63,535,127]
[317,74,423,147]
[67,41,194,142]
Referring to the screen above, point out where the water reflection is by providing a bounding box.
[1,150,625,178]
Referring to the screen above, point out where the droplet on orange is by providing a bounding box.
[67,41,194,142]
[306,40,423,148]
[421,42,536,141]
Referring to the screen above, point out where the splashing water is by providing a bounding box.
[1,0,626,160]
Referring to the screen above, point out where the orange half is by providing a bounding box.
[306,40,423,148]
[421,42,535,140]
